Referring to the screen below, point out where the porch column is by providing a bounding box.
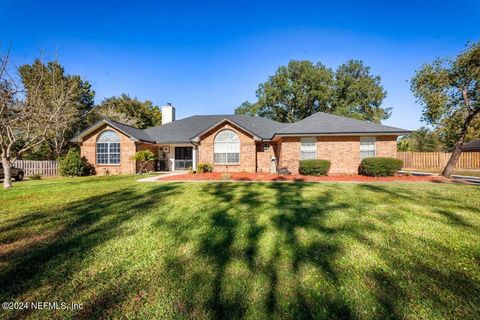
[170,145,175,171]
[192,145,198,171]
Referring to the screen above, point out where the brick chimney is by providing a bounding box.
[162,103,176,125]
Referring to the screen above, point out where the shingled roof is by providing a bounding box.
[72,112,410,144]
[143,115,286,143]
[461,140,480,152]
[276,112,410,135]
[70,118,156,143]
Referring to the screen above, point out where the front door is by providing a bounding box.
[175,147,193,170]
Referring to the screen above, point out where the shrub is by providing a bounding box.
[299,159,331,176]
[29,173,42,180]
[59,149,93,176]
[197,162,213,173]
[359,157,403,177]
[132,150,157,174]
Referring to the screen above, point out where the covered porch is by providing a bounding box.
[155,144,198,172]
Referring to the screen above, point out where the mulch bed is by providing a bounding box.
[156,172,447,183]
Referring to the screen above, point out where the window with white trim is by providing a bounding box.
[360,137,376,159]
[214,130,240,164]
[300,138,317,160]
[96,130,121,164]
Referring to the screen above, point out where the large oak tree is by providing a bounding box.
[411,42,480,177]
[235,60,390,123]
[1,51,80,188]
[94,94,162,129]
[19,60,95,159]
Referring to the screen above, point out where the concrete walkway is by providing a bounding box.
[137,172,184,182]
[399,170,480,185]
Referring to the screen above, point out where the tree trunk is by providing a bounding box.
[442,143,462,178]
[441,111,478,178]
[2,157,12,189]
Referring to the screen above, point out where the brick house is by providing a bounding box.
[71,104,410,175]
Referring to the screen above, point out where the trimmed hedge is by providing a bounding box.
[299,159,331,176]
[359,157,403,177]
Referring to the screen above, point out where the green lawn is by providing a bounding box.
[1,176,479,319]
[402,168,480,177]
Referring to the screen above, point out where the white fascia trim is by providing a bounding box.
[190,118,262,142]
[72,120,139,142]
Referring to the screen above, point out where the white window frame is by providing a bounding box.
[213,130,240,165]
[263,143,270,152]
[300,137,317,160]
[360,137,376,160]
[96,130,121,165]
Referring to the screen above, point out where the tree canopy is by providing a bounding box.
[19,59,95,159]
[331,60,390,122]
[436,110,480,149]
[234,101,259,117]
[94,94,162,129]
[411,41,480,177]
[1,53,83,188]
[397,127,444,152]
[235,60,390,123]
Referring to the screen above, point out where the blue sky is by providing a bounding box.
[1,0,478,130]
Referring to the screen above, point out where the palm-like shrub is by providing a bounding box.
[132,150,157,173]
[197,162,213,173]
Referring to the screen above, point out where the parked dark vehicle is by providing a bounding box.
[0,163,24,181]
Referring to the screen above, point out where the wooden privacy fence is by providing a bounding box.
[397,152,480,169]
[14,160,59,177]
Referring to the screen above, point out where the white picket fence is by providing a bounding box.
[14,160,59,177]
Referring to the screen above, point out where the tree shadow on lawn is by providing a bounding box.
[155,182,480,319]
[358,183,479,229]
[156,182,358,319]
[354,183,480,319]
[3,181,478,319]
[0,183,181,319]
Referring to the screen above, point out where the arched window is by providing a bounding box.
[96,130,121,164]
[214,130,240,164]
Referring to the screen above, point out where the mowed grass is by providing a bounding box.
[0,176,479,319]
[403,168,480,177]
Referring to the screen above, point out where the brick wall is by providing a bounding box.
[278,137,301,173]
[80,122,398,175]
[375,135,397,158]
[256,142,278,173]
[80,125,137,175]
[278,135,398,174]
[317,136,361,174]
[197,123,256,172]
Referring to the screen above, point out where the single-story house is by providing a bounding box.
[461,140,480,152]
[71,104,410,175]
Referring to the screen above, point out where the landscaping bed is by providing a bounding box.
[156,172,447,182]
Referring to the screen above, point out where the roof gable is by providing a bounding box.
[192,118,261,141]
[70,119,156,143]
[143,114,286,143]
